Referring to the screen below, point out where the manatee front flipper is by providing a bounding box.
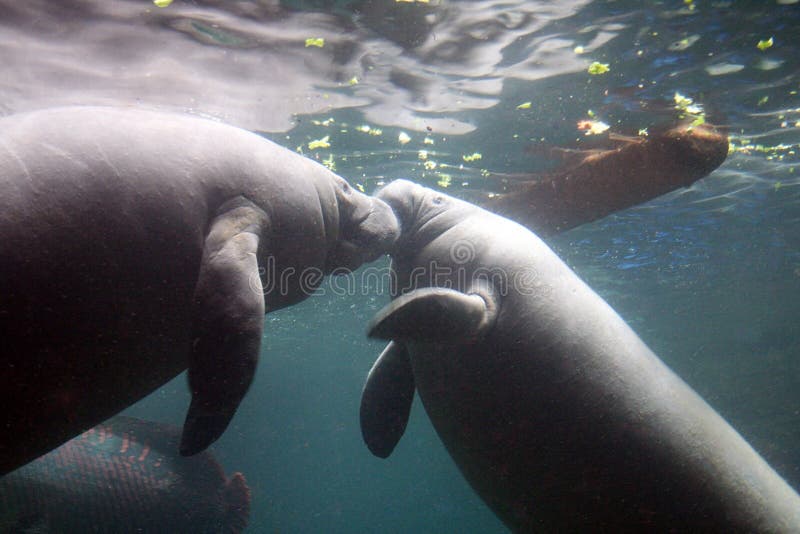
[362,285,498,457]
[180,197,270,456]
[360,341,415,458]
[367,283,498,343]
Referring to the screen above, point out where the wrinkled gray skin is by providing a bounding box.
[361,179,800,532]
[0,106,398,475]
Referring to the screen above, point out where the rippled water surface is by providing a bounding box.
[3,1,800,532]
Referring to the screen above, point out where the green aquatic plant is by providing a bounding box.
[757,37,774,51]
[587,62,610,75]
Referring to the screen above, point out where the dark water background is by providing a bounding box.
[3,0,800,532]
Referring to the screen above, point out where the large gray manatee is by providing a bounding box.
[0,106,398,475]
[360,179,800,531]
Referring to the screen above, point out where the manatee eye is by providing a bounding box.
[339,180,352,194]
[432,196,443,205]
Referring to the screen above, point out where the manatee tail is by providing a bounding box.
[223,472,251,534]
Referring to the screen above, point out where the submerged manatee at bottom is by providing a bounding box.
[0,416,250,533]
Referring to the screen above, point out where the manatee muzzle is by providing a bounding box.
[327,196,400,272]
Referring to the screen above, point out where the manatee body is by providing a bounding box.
[360,180,800,532]
[0,106,398,475]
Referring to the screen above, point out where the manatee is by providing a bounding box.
[0,106,398,474]
[360,179,800,531]
[0,416,251,533]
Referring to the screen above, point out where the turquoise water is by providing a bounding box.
[3,1,800,531]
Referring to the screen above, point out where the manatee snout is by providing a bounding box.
[352,196,400,255]
[328,193,400,273]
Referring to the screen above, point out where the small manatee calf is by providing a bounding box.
[0,416,250,533]
[360,179,800,532]
[0,106,399,475]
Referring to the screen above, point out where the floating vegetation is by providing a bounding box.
[587,62,610,75]
[728,139,799,162]
[689,115,705,128]
[462,153,482,162]
[398,132,411,145]
[673,92,706,129]
[516,102,532,110]
[153,0,172,7]
[356,125,383,136]
[308,135,330,150]
[305,37,325,48]
[674,92,704,114]
[757,37,774,51]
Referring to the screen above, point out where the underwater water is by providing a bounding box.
[2,0,800,532]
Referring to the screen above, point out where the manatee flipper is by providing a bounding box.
[367,283,498,342]
[360,341,415,458]
[180,197,270,456]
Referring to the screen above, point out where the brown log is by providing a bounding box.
[473,124,729,236]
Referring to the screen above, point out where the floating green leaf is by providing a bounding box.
[305,37,325,48]
[757,37,774,51]
[587,62,610,75]
[689,115,706,128]
[674,92,694,109]
[308,136,330,150]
